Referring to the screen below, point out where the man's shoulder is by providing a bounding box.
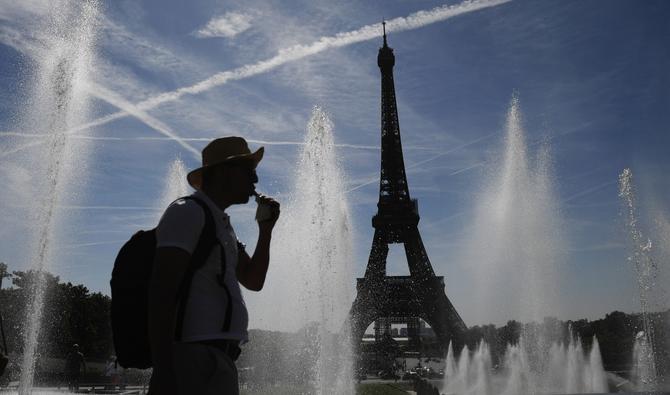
[156,193,207,238]
[162,194,205,216]
[169,193,199,208]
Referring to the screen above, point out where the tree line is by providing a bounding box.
[460,311,670,376]
[1,262,668,379]
[0,263,113,364]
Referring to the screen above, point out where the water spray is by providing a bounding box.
[619,168,659,387]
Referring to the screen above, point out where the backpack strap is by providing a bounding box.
[215,250,233,332]
[218,241,246,332]
[173,196,218,341]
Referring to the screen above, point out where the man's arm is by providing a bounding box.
[148,247,190,394]
[237,228,272,291]
[237,197,279,291]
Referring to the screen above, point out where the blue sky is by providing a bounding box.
[0,0,668,328]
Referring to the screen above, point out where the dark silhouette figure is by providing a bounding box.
[64,343,86,391]
[148,137,280,395]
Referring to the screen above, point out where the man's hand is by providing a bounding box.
[255,195,280,233]
[238,196,279,291]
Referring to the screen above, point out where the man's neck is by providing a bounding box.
[200,186,232,211]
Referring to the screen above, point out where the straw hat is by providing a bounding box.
[187,136,264,190]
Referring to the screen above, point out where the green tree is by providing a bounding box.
[0,268,112,362]
[10,270,60,291]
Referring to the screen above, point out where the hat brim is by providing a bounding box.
[187,147,264,190]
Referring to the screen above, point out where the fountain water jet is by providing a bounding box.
[12,2,101,392]
[442,336,607,395]
[448,94,609,394]
[246,107,354,393]
[463,93,564,333]
[619,168,661,389]
[291,107,354,394]
[155,157,189,218]
[632,330,657,388]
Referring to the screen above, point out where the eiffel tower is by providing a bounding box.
[348,24,466,354]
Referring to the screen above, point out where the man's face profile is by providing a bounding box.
[215,161,258,204]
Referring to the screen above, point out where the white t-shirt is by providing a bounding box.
[155,190,249,342]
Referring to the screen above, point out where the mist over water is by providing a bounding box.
[462,95,564,327]
[245,107,354,393]
[6,2,101,392]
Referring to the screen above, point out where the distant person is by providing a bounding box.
[105,355,122,389]
[64,344,86,391]
[0,336,7,378]
[148,137,280,395]
[0,311,8,378]
[0,267,9,378]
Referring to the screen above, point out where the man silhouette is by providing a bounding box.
[148,137,280,395]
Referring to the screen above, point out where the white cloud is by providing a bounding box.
[194,12,253,39]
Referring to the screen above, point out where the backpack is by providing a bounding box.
[110,196,220,369]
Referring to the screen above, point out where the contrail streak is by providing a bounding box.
[0,132,49,138]
[58,0,511,137]
[0,140,46,158]
[346,131,497,192]
[0,132,434,151]
[0,132,308,145]
[6,204,160,210]
[448,162,483,175]
[59,205,160,210]
[134,0,511,110]
[562,180,617,204]
[1,0,510,159]
[346,176,380,193]
[88,84,201,157]
[405,131,497,169]
[57,240,128,249]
